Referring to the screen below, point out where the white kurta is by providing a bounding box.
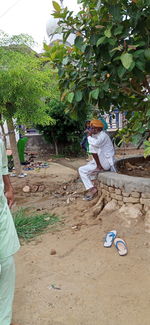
[79,131,115,190]
[0,139,20,325]
[0,139,20,259]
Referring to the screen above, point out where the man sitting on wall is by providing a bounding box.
[78,119,116,200]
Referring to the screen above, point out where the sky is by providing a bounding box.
[0,0,80,52]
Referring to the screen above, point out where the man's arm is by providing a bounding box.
[88,132,106,148]
[3,175,14,208]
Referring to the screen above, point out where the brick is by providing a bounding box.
[115,188,122,195]
[107,196,111,202]
[140,199,150,207]
[122,192,130,197]
[103,184,108,190]
[118,201,124,206]
[123,197,140,203]
[141,193,150,199]
[108,186,115,193]
[102,189,109,196]
[110,193,123,201]
[130,192,140,198]
[125,203,143,211]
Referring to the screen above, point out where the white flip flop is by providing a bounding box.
[114,238,128,256]
[104,230,117,247]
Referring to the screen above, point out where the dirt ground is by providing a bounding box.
[11,148,150,325]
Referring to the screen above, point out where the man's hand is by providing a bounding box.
[5,188,14,208]
[87,129,93,136]
[3,175,14,208]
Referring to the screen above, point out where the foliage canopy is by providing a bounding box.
[46,0,150,154]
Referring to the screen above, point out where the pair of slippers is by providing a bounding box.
[104,230,128,256]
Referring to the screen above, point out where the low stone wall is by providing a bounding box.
[99,181,150,212]
[97,155,150,213]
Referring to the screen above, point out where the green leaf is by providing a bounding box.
[135,60,145,72]
[109,5,121,22]
[62,57,69,65]
[114,25,123,36]
[144,141,150,146]
[75,90,83,102]
[90,88,99,99]
[146,108,150,116]
[120,53,133,70]
[74,36,84,50]
[144,146,150,158]
[52,1,61,12]
[113,55,121,61]
[103,82,109,91]
[117,65,126,78]
[104,28,111,38]
[131,134,141,145]
[133,49,144,59]
[58,68,64,78]
[96,36,106,47]
[67,92,74,103]
[128,61,135,71]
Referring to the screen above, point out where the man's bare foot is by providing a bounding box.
[84,187,98,201]
[90,186,98,194]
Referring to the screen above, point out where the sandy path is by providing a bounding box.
[11,154,150,325]
[13,223,150,325]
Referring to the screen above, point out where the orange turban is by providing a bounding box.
[90,119,104,128]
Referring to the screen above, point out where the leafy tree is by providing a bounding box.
[37,99,85,155]
[47,0,150,154]
[0,32,56,174]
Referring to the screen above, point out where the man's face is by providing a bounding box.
[86,121,90,128]
[91,126,101,134]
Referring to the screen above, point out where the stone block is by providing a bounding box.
[122,192,130,197]
[141,193,150,199]
[108,186,115,193]
[110,193,123,201]
[123,197,140,203]
[140,198,150,207]
[115,188,122,195]
[118,201,124,206]
[103,184,108,190]
[119,205,142,219]
[102,189,109,196]
[125,203,143,211]
[131,192,141,198]
[107,196,111,202]
[102,199,119,211]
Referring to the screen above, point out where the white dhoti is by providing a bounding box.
[79,155,111,190]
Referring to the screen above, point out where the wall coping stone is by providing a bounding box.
[98,155,150,193]
[98,172,150,193]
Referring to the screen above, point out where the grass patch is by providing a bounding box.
[13,208,60,240]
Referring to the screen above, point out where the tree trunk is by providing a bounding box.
[7,118,22,175]
[51,130,59,155]
[54,140,58,155]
